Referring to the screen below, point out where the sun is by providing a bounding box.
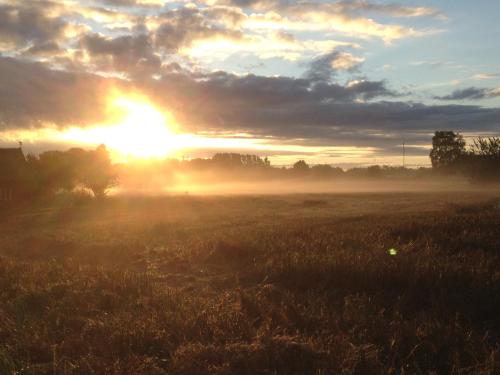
[106,96,177,159]
[60,94,178,161]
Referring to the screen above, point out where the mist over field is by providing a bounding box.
[114,165,494,196]
[115,177,477,196]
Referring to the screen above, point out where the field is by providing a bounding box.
[1,192,499,374]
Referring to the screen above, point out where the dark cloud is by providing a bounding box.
[344,80,398,100]
[25,41,62,56]
[155,7,244,52]
[304,51,340,82]
[304,51,363,82]
[435,87,500,100]
[145,70,498,139]
[147,70,397,120]
[212,0,280,9]
[0,56,125,129]
[0,3,67,49]
[80,33,161,76]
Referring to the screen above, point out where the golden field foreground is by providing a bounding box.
[1,192,499,374]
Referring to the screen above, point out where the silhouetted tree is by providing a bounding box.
[311,164,344,179]
[469,137,500,157]
[293,160,309,173]
[79,145,117,198]
[461,137,500,182]
[365,165,383,178]
[429,131,465,170]
[36,150,80,193]
[26,145,117,198]
[212,153,269,169]
[346,165,385,179]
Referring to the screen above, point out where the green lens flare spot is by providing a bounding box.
[388,248,398,256]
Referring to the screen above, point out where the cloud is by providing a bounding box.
[150,6,354,62]
[333,1,443,19]
[473,73,499,80]
[213,0,442,19]
[0,55,399,133]
[144,69,498,139]
[73,5,138,29]
[154,7,244,52]
[0,56,124,129]
[1,55,500,156]
[331,51,365,70]
[0,0,445,75]
[0,2,67,50]
[0,1,495,158]
[345,80,397,100]
[95,0,165,6]
[435,87,500,100]
[225,0,443,43]
[304,51,364,81]
[246,13,427,45]
[148,69,399,120]
[79,33,161,76]
[25,41,62,56]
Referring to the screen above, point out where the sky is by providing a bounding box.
[0,0,499,167]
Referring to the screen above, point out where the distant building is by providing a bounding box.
[0,147,27,201]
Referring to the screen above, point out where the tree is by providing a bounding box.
[461,137,500,182]
[211,153,269,169]
[311,164,344,179]
[293,160,310,173]
[469,137,500,158]
[36,150,80,193]
[429,131,465,170]
[29,145,117,198]
[80,145,118,198]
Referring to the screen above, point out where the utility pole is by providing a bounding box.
[402,142,406,168]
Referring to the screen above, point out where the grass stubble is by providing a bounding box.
[0,192,499,374]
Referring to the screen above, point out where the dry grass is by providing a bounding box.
[0,192,499,374]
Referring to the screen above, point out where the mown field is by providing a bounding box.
[1,192,499,374]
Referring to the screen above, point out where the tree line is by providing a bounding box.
[125,152,433,181]
[17,132,500,200]
[429,131,500,182]
[24,145,117,198]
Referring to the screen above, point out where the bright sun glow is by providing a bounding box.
[60,95,178,160]
[109,97,176,158]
